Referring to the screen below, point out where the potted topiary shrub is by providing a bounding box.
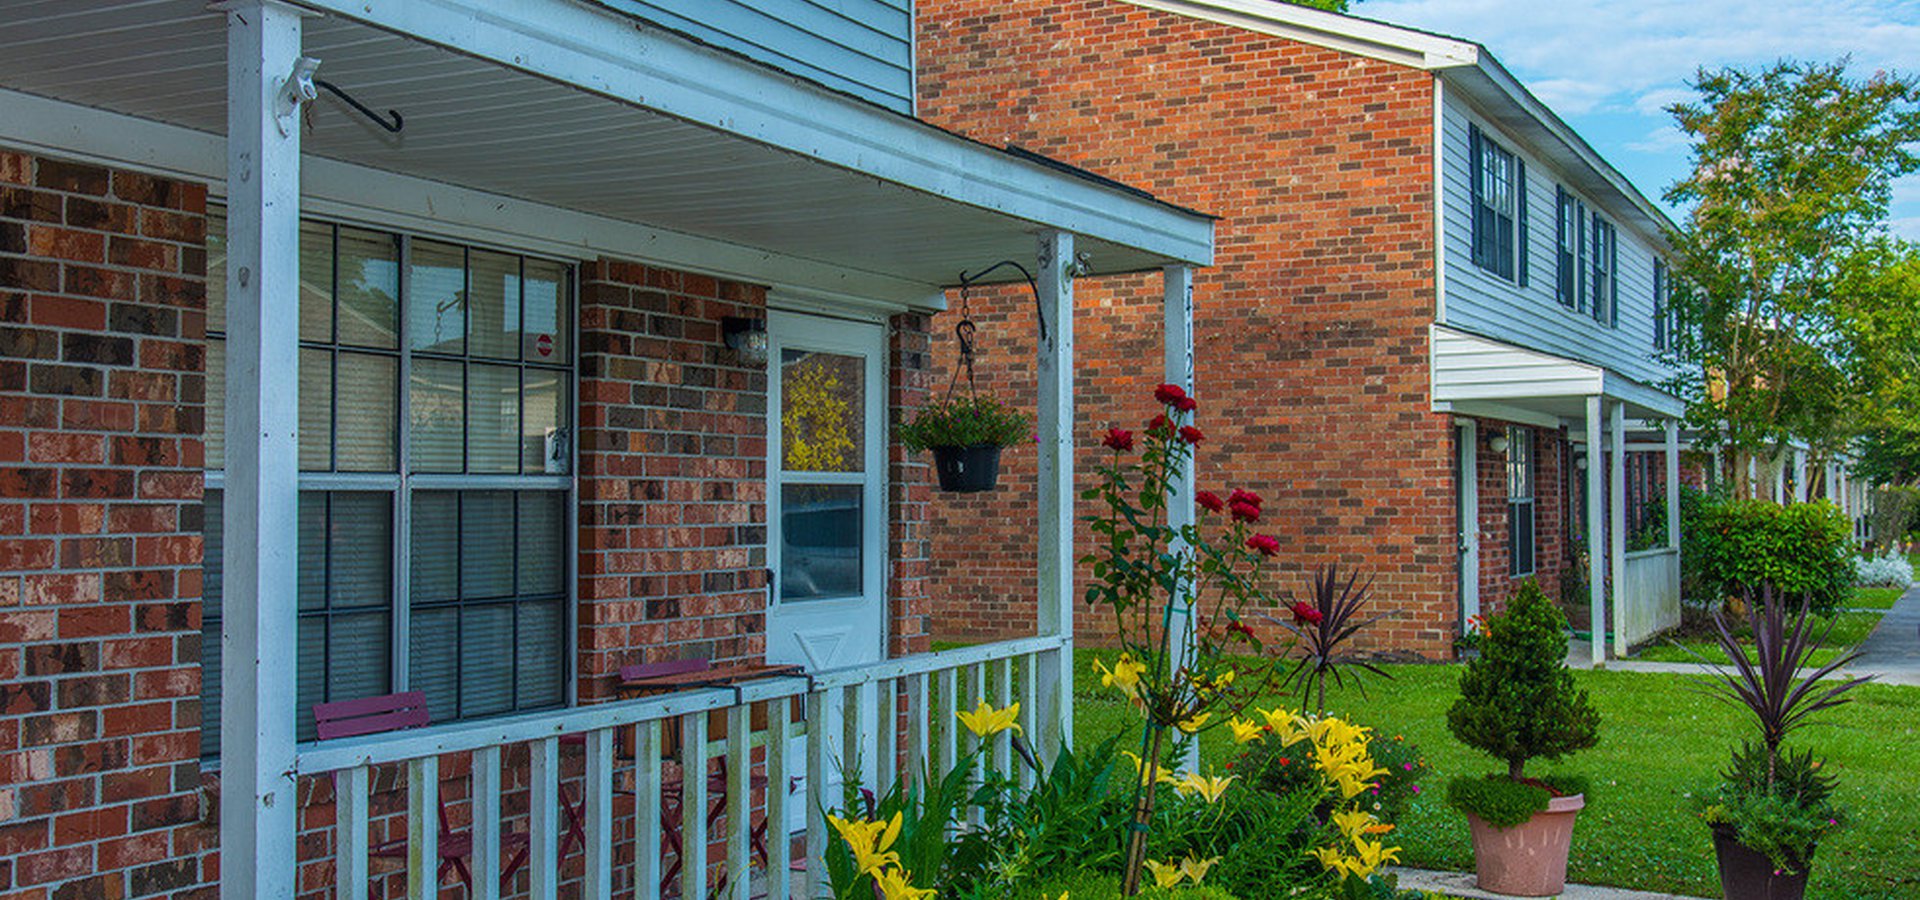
[1695,587,1871,900]
[1444,580,1600,896]
[897,395,1030,492]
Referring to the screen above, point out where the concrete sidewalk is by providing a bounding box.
[1389,867,1709,900]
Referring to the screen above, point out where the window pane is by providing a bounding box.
[460,605,515,717]
[298,492,326,613]
[468,363,520,474]
[300,221,333,344]
[517,492,565,597]
[336,352,398,472]
[202,490,223,622]
[468,250,520,360]
[337,227,400,349]
[522,259,568,363]
[410,492,458,605]
[514,599,566,709]
[331,493,392,610]
[410,359,464,472]
[299,348,332,471]
[326,612,390,709]
[410,240,466,355]
[200,626,222,756]
[297,617,325,742]
[207,212,226,334]
[460,491,515,600]
[523,369,567,475]
[206,338,224,470]
[780,483,862,602]
[781,349,864,473]
[409,607,458,719]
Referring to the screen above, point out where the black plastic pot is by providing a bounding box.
[930,444,1002,493]
[1712,825,1810,900]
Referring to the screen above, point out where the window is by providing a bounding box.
[1505,427,1536,578]
[202,213,574,755]
[1555,186,1586,310]
[1469,124,1526,283]
[1653,257,1673,350]
[1590,214,1618,327]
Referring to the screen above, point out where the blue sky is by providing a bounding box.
[1360,0,1920,239]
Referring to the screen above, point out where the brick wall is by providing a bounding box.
[575,262,771,698]
[0,149,213,900]
[1471,420,1570,620]
[916,0,1457,656]
[887,313,934,658]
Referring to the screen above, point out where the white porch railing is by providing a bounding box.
[294,635,1064,900]
[1619,548,1681,649]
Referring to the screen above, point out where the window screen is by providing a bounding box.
[1506,427,1537,578]
[201,212,573,758]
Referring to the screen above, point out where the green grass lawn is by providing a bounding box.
[1071,650,1920,900]
[1633,609,1884,667]
[1851,586,1907,610]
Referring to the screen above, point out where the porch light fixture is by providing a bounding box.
[723,316,769,366]
[1489,433,1510,453]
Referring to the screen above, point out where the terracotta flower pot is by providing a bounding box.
[930,444,1002,492]
[1465,793,1584,896]
[1711,824,1810,900]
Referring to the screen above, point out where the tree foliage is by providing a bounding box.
[1663,60,1920,488]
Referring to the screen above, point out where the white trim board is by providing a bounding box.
[0,88,948,311]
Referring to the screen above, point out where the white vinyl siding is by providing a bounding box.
[598,0,916,114]
[1438,97,1674,388]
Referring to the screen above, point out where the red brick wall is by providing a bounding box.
[1471,421,1570,619]
[0,149,213,900]
[888,313,934,658]
[916,0,1456,656]
[574,263,771,697]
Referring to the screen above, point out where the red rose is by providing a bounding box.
[1247,534,1279,556]
[1101,427,1135,451]
[1196,491,1225,513]
[1178,425,1204,445]
[1290,601,1324,626]
[1227,620,1256,639]
[1228,488,1264,511]
[1229,501,1261,523]
[1174,395,1198,413]
[1154,383,1188,406]
[1148,413,1171,434]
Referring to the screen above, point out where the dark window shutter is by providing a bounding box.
[1654,258,1667,349]
[1609,225,1620,328]
[1576,203,1587,312]
[1469,124,1486,269]
[1515,158,1529,287]
[1555,187,1570,306]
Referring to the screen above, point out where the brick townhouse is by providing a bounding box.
[0,1,1212,897]
[914,0,1693,661]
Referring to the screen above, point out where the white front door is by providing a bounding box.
[764,311,887,819]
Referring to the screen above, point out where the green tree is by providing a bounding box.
[1663,60,1920,496]
[1446,582,1600,780]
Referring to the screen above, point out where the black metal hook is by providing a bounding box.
[957,260,1046,343]
[314,78,403,134]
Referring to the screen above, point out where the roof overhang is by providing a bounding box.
[1119,0,1672,246]
[0,0,1213,309]
[1431,325,1685,428]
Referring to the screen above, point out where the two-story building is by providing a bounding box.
[917,0,1686,663]
[0,1,1213,897]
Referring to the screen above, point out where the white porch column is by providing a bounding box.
[1665,420,1682,586]
[1163,265,1200,775]
[1792,448,1808,503]
[1585,396,1605,668]
[1609,401,1628,659]
[1035,230,1075,758]
[221,3,305,898]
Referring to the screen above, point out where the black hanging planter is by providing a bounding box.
[931,444,1003,493]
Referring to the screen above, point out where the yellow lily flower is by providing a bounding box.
[1346,835,1403,878]
[827,812,902,875]
[1228,716,1265,744]
[1095,653,1147,694]
[1331,807,1375,839]
[1310,716,1371,749]
[1175,711,1211,733]
[873,866,936,900]
[1143,858,1185,889]
[1122,750,1178,787]
[1309,844,1349,874]
[1173,771,1236,803]
[1179,855,1222,884]
[955,700,1022,737]
[1259,706,1308,744]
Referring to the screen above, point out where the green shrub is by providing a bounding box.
[1445,774,1591,828]
[1869,485,1920,552]
[1007,871,1244,899]
[1231,726,1429,825]
[896,395,1030,452]
[1697,744,1842,875]
[1687,497,1854,613]
[1446,580,1600,781]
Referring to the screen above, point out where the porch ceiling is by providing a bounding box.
[0,0,1213,305]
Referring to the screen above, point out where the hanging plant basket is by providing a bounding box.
[930,444,1004,493]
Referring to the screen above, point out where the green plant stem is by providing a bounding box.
[1119,725,1167,897]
